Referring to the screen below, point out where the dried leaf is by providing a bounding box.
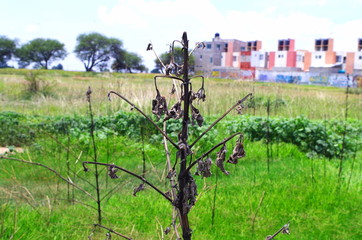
[152,90,168,120]
[177,142,192,159]
[216,144,229,175]
[108,165,119,179]
[195,87,206,102]
[133,183,145,196]
[191,105,204,127]
[166,169,176,179]
[228,141,246,164]
[182,174,197,214]
[164,101,183,121]
[164,227,171,235]
[196,157,212,177]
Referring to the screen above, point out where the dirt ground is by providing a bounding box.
[0,147,24,155]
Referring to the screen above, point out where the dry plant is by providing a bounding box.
[82,32,254,240]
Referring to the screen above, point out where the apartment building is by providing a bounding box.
[268,39,297,69]
[193,33,246,73]
[193,35,362,76]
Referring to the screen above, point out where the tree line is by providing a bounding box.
[0,32,147,72]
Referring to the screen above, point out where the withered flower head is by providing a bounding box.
[191,105,204,127]
[235,104,245,114]
[146,43,153,51]
[152,90,168,120]
[196,157,212,178]
[133,183,145,196]
[216,144,229,175]
[228,141,246,164]
[83,165,90,172]
[282,223,290,235]
[86,86,92,102]
[108,165,119,179]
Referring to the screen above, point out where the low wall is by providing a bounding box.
[255,70,358,88]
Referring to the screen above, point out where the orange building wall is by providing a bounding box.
[325,51,336,64]
[304,51,312,71]
[225,42,234,67]
[345,52,355,74]
[268,52,275,69]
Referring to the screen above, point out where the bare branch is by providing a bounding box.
[93,224,133,240]
[0,156,96,201]
[108,91,179,149]
[190,93,252,148]
[83,161,173,203]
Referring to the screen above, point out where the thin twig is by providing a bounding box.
[0,156,96,201]
[83,161,173,203]
[93,224,132,240]
[190,93,252,148]
[108,91,179,149]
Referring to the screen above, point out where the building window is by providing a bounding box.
[233,56,237,61]
[207,44,212,49]
[210,57,213,63]
[259,55,264,60]
[216,44,221,50]
[278,55,284,58]
[359,56,362,60]
[240,47,245,51]
[336,56,342,62]
[200,55,203,59]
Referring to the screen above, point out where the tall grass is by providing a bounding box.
[0,69,361,120]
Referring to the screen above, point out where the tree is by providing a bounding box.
[74,32,122,72]
[154,46,195,73]
[16,38,67,69]
[0,36,16,68]
[111,50,147,73]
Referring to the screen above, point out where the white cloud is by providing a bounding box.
[96,0,362,70]
[25,24,40,33]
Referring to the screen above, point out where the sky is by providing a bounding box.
[1,0,362,71]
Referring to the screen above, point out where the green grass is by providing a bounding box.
[0,69,361,239]
[0,135,361,239]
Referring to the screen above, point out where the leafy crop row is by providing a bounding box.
[1,111,361,159]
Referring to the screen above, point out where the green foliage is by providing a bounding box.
[0,35,16,67]
[15,38,67,69]
[2,111,360,159]
[226,116,362,159]
[111,50,147,73]
[74,32,123,72]
[0,112,35,146]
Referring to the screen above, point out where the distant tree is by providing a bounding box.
[0,36,16,68]
[15,38,67,69]
[111,50,147,73]
[154,46,195,73]
[74,32,122,72]
[51,63,63,70]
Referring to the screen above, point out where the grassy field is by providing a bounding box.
[0,69,361,239]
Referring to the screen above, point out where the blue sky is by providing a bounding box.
[1,0,362,71]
